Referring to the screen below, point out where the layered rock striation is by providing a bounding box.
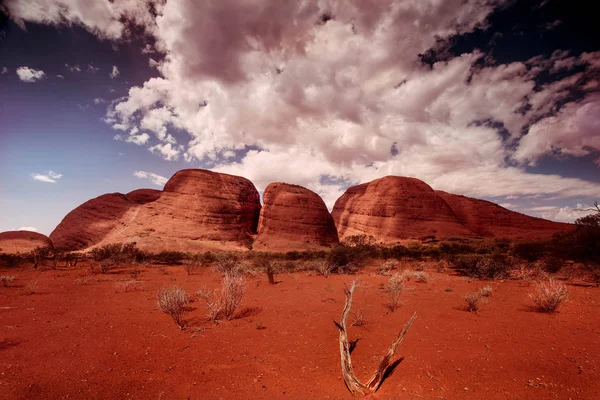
[50,169,261,252]
[332,176,572,242]
[332,176,475,243]
[255,183,338,250]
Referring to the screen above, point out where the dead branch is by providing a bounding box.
[335,279,416,396]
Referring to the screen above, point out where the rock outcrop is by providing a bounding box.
[49,170,575,252]
[50,193,143,251]
[332,176,573,242]
[436,191,573,240]
[254,183,339,250]
[50,169,261,252]
[332,176,475,243]
[0,231,53,254]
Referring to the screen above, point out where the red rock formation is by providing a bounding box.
[111,169,261,251]
[0,231,53,254]
[332,176,475,243]
[50,193,140,250]
[332,175,573,243]
[436,191,573,240]
[255,183,339,250]
[49,170,261,252]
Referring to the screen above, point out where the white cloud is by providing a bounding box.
[4,0,156,40]
[526,204,597,223]
[109,65,120,79]
[87,63,100,73]
[133,170,168,187]
[1,67,8,74]
[93,97,106,104]
[8,0,600,209]
[31,170,63,183]
[114,132,150,145]
[16,66,45,82]
[65,63,81,72]
[515,93,600,164]
[149,142,181,161]
[18,226,38,232]
[56,74,64,79]
[141,43,155,54]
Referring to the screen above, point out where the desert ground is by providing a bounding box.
[1,259,598,400]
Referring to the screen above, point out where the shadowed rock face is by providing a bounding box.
[50,193,140,251]
[255,183,339,250]
[435,191,573,240]
[50,169,261,252]
[332,176,475,243]
[0,231,53,254]
[332,176,573,242]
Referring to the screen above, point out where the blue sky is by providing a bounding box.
[1,0,599,235]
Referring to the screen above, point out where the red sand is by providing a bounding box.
[1,263,598,399]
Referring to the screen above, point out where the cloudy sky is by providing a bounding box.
[1,0,599,235]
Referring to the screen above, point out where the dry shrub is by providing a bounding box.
[99,260,116,274]
[384,273,405,312]
[72,277,89,286]
[22,281,38,295]
[221,273,246,320]
[472,255,512,280]
[586,262,600,287]
[377,260,398,276]
[196,285,222,322]
[435,260,448,272]
[542,255,563,273]
[350,309,367,328]
[412,271,430,283]
[197,272,247,322]
[183,259,201,275]
[117,279,144,292]
[255,321,266,330]
[530,279,569,312]
[313,260,335,277]
[0,275,16,287]
[462,292,482,312]
[478,286,493,297]
[157,286,189,329]
[413,262,426,272]
[31,246,53,269]
[213,253,240,275]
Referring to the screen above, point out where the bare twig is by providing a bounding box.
[335,279,416,395]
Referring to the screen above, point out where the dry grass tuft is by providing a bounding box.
[196,285,222,322]
[197,272,246,322]
[117,279,144,292]
[157,286,189,329]
[530,279,569,313]
[255,320,266,330]
[412,271,430,283]
[313,260,335,277]
[462,292,483,312]
[72,277,89,286]
[221,273,246,320]
[377,260,398,276]
[478,286,493,297]
[384,273,405,312]
[0,275,16,287]
[22,281,38,295]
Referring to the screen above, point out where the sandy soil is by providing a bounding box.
[1,262,598,399]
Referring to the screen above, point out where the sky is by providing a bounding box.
[0,0,599,236]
